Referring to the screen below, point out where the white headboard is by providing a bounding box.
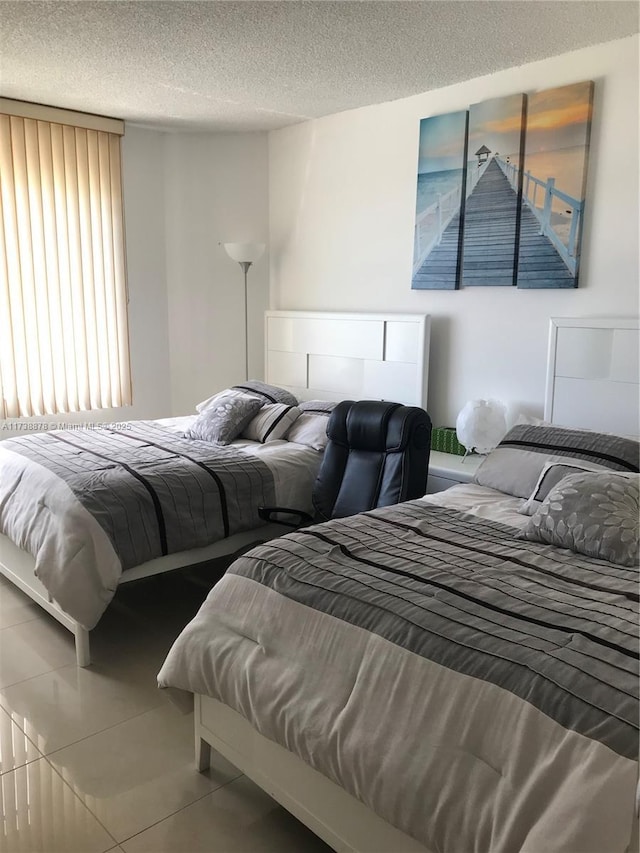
[265,311,430,408]
[545,316,639,437]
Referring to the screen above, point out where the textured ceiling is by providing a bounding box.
[0,1,638,132]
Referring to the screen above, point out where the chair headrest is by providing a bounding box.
[327,400,429,453]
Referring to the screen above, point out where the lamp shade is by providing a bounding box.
[223,242,265,263]
[455,399,507,454]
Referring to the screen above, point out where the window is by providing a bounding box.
[0,99,131,418]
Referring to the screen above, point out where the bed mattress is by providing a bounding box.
[158,485,639,853]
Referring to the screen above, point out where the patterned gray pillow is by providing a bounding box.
[519,471,639,567]
[185,394,263,445]
[196,382,298,414]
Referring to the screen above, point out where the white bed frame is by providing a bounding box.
[0,524,286,667]
[194,695,431,853]
[545,316,639,436]
[194,315,638,853]
[0,311,431,668]
[265,310,430,408]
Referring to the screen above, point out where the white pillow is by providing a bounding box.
[242,404,301,443]
[285,401,336,451]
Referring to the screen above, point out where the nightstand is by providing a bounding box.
[426,450,483,494]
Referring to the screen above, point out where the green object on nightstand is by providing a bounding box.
[430,427,467,456]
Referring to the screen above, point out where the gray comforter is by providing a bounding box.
[159,499,639,852]
[0,421,276,627]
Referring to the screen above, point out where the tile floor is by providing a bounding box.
[0,562,330,853]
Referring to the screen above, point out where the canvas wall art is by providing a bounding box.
[515,81,594,288]
[411,110,468,290]
[461,93,525,286]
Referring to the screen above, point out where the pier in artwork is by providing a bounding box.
[499,156,583,288]
[412,154,581,288]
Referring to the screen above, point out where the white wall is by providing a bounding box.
[0,124,171,438]
[164,133,269,415]
[268,36,639,426]
[121,126,172,420]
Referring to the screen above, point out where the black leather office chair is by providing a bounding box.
[259,400,432,527]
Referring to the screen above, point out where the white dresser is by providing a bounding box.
[426,451,483,494]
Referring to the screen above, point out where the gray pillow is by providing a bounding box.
[196,382,298,414]
[196,388,244,414]
[474,423,639,499]
[519,471,639,567]
[185,394,263,445]
[519,460,601,516]
[230,381,298,407]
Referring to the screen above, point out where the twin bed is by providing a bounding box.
[0,412,321,654]
[159,473,638,853]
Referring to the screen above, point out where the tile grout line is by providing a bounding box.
[35,702,231,844]
[0,751,43,777]
[115,770,245,847]
[0,660,76,696]
[1,668,166,759]
[0,705,46,776]
[44,698,168,758]
[0,612,45,630]
[0,751,120,850]
[43,752,121,849]
[0,579,260,850]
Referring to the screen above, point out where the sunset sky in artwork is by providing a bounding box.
[524,81,593,154]
[467,93,524,159]
[418,82,592,174]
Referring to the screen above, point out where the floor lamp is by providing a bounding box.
[223,242,265,381]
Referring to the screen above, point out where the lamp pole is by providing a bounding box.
[222,243,265,384]
[240,261,252,381]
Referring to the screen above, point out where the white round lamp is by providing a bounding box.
[456,399,507,459]
[223,243,265,264]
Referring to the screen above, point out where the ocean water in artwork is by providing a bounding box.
[412,110,468,291]
[416,168,465,215]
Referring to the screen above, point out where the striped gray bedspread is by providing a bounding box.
[0,421,275,627]
[159,499,639,852]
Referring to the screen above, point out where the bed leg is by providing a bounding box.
[74,625,91,667]
[196,735,211,772]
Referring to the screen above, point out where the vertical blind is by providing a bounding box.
[0,100,131,418]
